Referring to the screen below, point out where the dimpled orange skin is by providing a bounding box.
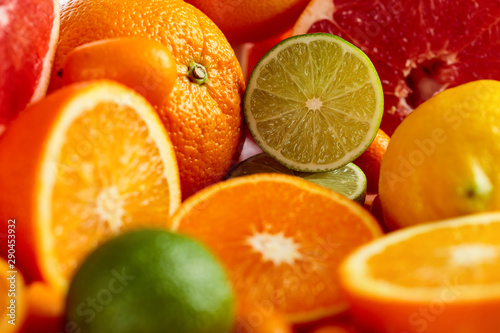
[185,0,310,44]
[52,0,246,198]
[63,38,178,107]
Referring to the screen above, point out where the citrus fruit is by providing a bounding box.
[185,0,309,44]
[293,0,500,135]
[379,80,500,229]
[20,282,65,333]
[0,0,59,135]
[244,33,384,173]
[352,129,389,194]
[0,259,26,332]
[340,212,500,333]
[0,80,181,291]
[170,174,382,323]
[62,38,177,107]
[67,229,234,333]
[245,30,293,79]
[229,153,367,204]
[236,308,292,333]
[51,0,246,198]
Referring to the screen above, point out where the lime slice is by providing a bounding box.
[244,33,383,172]
[229,153,367,204]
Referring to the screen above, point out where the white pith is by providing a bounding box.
[247,231,303,265]
[245,34,383,172]
[342,213,500,301]
[292,0,335,35]
[30,0,60,104]
[37,82,181,291]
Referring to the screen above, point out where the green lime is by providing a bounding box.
[229,153,367,204]
[66,229,234,333]
[243,33,383,172]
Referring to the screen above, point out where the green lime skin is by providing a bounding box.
[66,229,234,333]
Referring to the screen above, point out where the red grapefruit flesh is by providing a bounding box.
[294,0,500,135]
[0,0,59,135]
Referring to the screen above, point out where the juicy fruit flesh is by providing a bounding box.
[247,35,381,171]
[301,0,500,134]
[51,102,172,279]
[229,153,366,203]
[301,165,364,201]
[0,0,57,132]
[368,224,500,288]
[172,176,381,321]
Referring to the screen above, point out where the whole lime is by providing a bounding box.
[66,229,235,333]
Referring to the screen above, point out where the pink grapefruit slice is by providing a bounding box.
[293,0,500,135]
[0,0,59,135]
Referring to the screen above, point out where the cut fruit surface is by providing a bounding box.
[52,0,245,198]
[244,33,383,173]
[0,0,59,135]
[340,212,500,333]
[170,174,382,323]
[0,80,181,291]
[229,153,366,204]
[293,0,500,135]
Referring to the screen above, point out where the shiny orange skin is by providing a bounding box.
[52,0,246,198]
[63,38,177,107]
[20,282,65,333]
[353,129,390,194]
[185,0,309,44]
[236,308,293,333]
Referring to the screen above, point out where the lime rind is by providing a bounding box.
[229,153,367,204]
[244,33,384,173]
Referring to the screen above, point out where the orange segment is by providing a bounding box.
[340,212,500,333]
[170,174,382,323]
[62,38,177,107]
[0,80,181,291]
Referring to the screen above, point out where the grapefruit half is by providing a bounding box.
[294,0,500,135]
[0,0,59,135]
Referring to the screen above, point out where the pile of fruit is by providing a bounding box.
[1,0,500,332]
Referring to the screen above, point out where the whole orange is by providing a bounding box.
[353,129,390,194]
[51,0,246,198]
[185,0,310,44]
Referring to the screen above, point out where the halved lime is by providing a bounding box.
[244,33,383,172]
[229,153,367,204]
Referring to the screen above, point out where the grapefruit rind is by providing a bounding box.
[244,33,384,173]
[340,212,500,302]
[30,0,60,104]
[37,81,181,291]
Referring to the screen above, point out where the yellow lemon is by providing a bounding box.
[379,80,500,229]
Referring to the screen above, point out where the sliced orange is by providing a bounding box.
[340,212,500,333]
[62,38,177,107]
[170,174,382,323]
[0,80,181,292]
[0,259,26,332]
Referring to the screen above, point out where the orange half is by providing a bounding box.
[0,80,181,291]
[340,212,500,333]
[170,174,382,323]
